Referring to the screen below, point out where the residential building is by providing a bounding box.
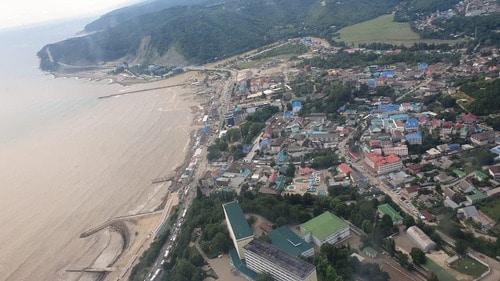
[470,131,495,146]
[223,201,254,259]
[365,152,403,174]
[382,144,409,156]
[244,238,318,281]
[405,132,422,145]
[489,165,500,179]
[299,212,350,247]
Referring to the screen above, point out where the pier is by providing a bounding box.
[97,83,188,99]
[80,211,162,238]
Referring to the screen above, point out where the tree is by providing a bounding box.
[403,215,416,227]
[255,272,274,281]
[410,247,426,266]
[427,273,439,281]
[455,239,468,256]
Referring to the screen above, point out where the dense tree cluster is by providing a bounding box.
[39,0,400,69]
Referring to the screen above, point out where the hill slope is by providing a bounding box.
[38,0,399,71]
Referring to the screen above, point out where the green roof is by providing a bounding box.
[268,226,313,257]
[377,203,403,223]
[229,249,257,279]
[475,171,489,180]
[300,211,348,240]
[466,189,487,203]
[223,201,253,240]
[363,246,378,257]
[453,169,467,177]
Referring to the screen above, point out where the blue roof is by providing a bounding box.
[490,145,500,155]
[268,226,313,257]
[292,101,302,107]
[390,113,409,120]
[405,132,422,139]
[448,143,460,150]
[380,70,395,77]
[418,62,428,70]
[378,104,400,112]
[405,117,419,127]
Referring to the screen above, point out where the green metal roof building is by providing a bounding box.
[268,226,314,257]
[377,203,403,225]
[223,201,254,259]
[299,211,350,247]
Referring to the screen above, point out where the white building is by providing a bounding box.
[406,225,437,252]
[244,239,318,281]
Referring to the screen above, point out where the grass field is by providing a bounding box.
[450,257,488,278]
[425,258,457,281]
[478,197,500,222]
[338,14,460,46]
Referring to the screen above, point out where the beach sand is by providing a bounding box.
[0,72,208,281]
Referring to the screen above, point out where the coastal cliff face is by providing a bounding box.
[37,0,399,72]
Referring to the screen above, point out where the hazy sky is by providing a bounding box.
[1,0,142,30]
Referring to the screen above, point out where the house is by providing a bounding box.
[337,163,353,175]
[470,131,495,146]
[489,165,500,179]
[377,203,403,225]
[405,132,422,145]
[363,246,378,258]
[420,210,435,222]
[299,212,350,247]
[460,113,478,124]
[404,185,419,199]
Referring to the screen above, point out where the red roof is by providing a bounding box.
[366,152,401,166]
[421,210,435,221]
[337,163,353,174]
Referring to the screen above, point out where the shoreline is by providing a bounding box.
[56,69,220,281]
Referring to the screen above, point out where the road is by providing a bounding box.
[142,68,237,281]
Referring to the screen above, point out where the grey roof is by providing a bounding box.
[223,201,253,240]
[244,239,315,279]
[458,206,478,218]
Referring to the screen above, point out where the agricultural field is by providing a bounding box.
[337,14,460,46]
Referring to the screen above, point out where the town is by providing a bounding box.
[129,2,500,281]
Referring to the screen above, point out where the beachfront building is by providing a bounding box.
[268,226,314,257]
[364,152,403,175]
[223,201,254,259]
[299,211,350,247]
[244,238,318,281]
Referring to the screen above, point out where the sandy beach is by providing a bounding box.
[0,71,209,281]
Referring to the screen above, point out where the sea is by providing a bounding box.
[0,19,194,281]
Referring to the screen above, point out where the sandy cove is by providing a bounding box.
[0,70,223,281]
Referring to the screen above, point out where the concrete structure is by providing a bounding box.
[377,203,403,225]
[268,226,314,257]
[406,225,437,252]
[365,152,402,175]
[299,211,350,247]
[405,132,422,145]
[222,201,254,259]
[244,238,318,281]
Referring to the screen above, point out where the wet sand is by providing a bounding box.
[0,73,203,281]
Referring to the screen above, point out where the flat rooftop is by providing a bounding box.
[300,211,348,240]
[244,238,315,279]
[223,201,253,240]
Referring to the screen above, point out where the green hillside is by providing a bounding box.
[38,0,399,71]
